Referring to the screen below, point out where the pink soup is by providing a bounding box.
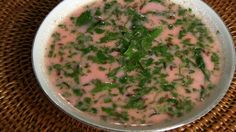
[45,0,222,126]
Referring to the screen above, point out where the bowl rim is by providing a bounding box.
[32,0,236,131]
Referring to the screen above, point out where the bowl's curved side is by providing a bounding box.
[32,0,110,130]
[32,0,235,131]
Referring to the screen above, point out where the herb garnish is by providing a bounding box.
[74,10,93,26]
[91,80,118,93]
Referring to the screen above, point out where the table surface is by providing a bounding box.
[0,0,235,131]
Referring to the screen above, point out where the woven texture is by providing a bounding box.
[0,0,235,131]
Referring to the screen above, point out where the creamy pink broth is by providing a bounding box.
[45,0,222,126]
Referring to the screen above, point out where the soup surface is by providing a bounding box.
[45,0,222,125]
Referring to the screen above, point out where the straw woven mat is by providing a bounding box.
[0,0,235,131]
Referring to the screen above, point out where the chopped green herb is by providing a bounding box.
[108,67,120,78]
[119,111,129,121]
[193,48,209,80]
[182,76,193,86]
[125,87,152,109]
[178,29,187,39]
[74,10,93,26]
[175,19,184,25]
[88,50,115,64]
[168,24,174,30]
[75,97,92,111]
[95,8,101,16]
[100,32,120,43]
[182,39,193,45]
[128,8,146,26]
[207,83,215,90]
[101,106,129,121]
[87,20,107,33]
[118,75,128,84]
[61,92,72,98]
[143,58,154,67]
[91,80,118,93]
[158,98,193,117]
[90,108,97,114]
[56,82,71,89]
[98,66,106,71]
[153,44,174,63]
[76,34,92,44]
[161,83,175,91]
[178,8,187,16]
[95,28,105,34]
[124,0,134,2]
[102,107,114,115]
[58,24,67,30]
[104,98,112,103]
[73,89,83,96]
[200,87,209,101]
[52,32,61,42]
[150,0,163,3]
[62,62,81,84]
[104,0,117,11]
[84,97,92,104]
[53,64,63,71]
[211,52,220,67]
[122,26,162,71]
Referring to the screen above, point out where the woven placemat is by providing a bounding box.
[0,0,235,131]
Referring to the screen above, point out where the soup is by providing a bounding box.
[45,0,222,125]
